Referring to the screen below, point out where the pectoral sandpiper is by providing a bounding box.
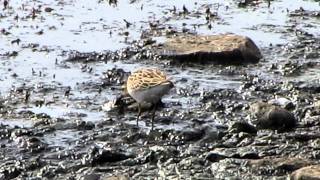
[126,68,174,130]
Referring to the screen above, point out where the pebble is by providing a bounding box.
[250,102,296,130]
[229,121,257,134]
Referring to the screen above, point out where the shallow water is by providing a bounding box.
[0,118,33,128]
[25,105,105,122]
[42,129,81,148]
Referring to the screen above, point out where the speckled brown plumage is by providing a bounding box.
[126,68,173,130]
[127,68,169,91]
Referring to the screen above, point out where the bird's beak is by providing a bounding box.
[168,80,174,89]
[162,80,174,89]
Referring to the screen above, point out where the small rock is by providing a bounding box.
[200,125,227,143]
[101,68,129,86]
[76,120,95,130]
[206,152,229,162]
[79,173,101,180]
[15,136,47,153]
[159,34,262,64]
[102,100,119,112]
[207,148,239,159]
[82,146,133,166]
[268,97,295,110]
[291,165,320,180]
[37,165,63,178]
[238,151,259,159]
[102,94,130,113]
[250,102,296,131]
[44,7,54,12]
[314,100,320,109]
[0,166,20,179]
[229,121,257,134]
[34,112,51,119]
[179,128,205,142]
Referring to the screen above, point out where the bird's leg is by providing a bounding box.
[151,103,158,131]
[137,103,142,127]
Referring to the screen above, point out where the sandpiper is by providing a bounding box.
[126,68,174,130]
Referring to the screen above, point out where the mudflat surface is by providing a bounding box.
[1,0,320,179]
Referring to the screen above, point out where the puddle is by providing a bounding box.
[24,105,105,122]
[0,118,33,128]
[288,66,320,82]
[126,117,190,131]
[42,129,80,148]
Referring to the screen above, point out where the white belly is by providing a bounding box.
[128,84,172,104]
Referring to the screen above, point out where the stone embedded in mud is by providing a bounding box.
[76,120,95,130]
[102,100,119,112]
[38,165,67,178]
[15,136,47,153]
[82,146,134,166]
[101,68,129,86]
[105,175,129,180]
[229,121,257,134]
[239,151,259,159]
[159,34,262,64]
[206,152,229,162]
[248,157,314,175]
[179,128,205,142]
[78,173,101,180]
[268,97,295,110]
[250,102,296,131]
[102,94,134,113]
[44,7,54,13]
[210,147,260,160]
[0,166,21,179]
[314,100,320,109]
[144,146,179,164]
[200,125,227,144]
[291,165,320,180]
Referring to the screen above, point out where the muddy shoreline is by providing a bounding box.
[1,0,320,179]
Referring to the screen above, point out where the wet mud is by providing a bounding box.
[1,0,320,179]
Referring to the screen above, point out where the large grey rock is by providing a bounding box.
[160,34,262,64]
[250,102,296,131]
[291,165,320,180]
